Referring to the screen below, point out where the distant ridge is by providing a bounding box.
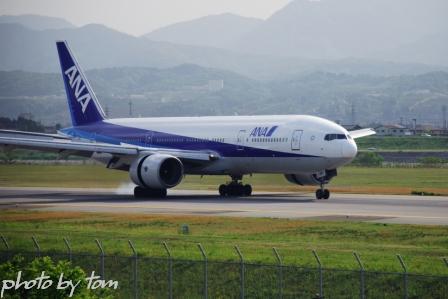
[0,21,446,78]
[0,14,75,30]
[144,13,262,49]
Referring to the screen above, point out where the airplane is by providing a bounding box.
[0,41,375,200]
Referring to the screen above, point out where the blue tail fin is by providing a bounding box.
[56,41,105,126]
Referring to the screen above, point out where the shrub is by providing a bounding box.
[0,255,111,298]
[417,156,448,166]
[351,152,384,167]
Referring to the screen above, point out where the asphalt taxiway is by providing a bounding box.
[1,187,447,225]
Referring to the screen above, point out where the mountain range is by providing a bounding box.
[143,0,448,65]
[1,0,448,79]
[0,3,447,127]
[1,67,447,127]
[145,13,262,49]
[0,14,74,30]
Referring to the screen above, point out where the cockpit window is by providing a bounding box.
[324,134,347,141]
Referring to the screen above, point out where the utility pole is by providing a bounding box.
[129,100,133,117]
[443,105,447,131]
[412,118,417,135]
[351,103,356,125]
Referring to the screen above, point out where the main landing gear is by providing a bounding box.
[134,186,167,198]
[315,183,330,200]
[219,175,252,197]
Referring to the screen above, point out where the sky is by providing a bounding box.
[0,0,292,36]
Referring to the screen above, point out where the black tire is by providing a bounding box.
[134,186,145,198]
[219,184,227,196]
[315,189,323,200]
[157,188,167,198]
[323,189,330,200]
[228,184,237,197]
[134,186,167,199]
[243,184,252,196]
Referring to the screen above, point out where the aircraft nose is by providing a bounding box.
[342,140,358,159]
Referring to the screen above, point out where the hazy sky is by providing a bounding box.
[0,0,292,35]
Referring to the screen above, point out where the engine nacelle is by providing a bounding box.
[130,154,184,189]
[285,169,337,186]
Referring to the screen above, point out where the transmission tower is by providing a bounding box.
[443,105,447,130]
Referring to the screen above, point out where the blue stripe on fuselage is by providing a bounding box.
[60,121,319,158]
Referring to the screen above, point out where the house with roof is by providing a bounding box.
[375,124,412,136]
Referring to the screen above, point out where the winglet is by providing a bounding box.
[56,41,106,126]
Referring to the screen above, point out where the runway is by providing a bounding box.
[1,187,448,225]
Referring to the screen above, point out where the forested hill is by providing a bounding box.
[0,67,447,126]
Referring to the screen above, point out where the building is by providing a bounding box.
[375,124,412,136]
[208,80,224,91]
[342,124,363,131]
[414,125,448,136]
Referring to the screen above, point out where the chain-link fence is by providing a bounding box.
[0,238,447,299]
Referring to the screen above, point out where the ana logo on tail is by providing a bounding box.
[64,65,91,114]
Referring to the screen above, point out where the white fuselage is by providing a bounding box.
[95,114,357,176]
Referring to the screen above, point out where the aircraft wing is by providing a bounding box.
[0,135,217,162]
[348,128,376,139]
[0,129,71,140]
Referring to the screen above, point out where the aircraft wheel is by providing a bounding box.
[219,184,227,196]
[134,186,146,198]
[228,184,238,197]
[134,186,167,198]
[243,184,252,196]
[323,189,330,200]
[315,189,323,200]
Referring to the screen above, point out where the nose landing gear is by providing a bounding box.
[219,175,252,197]
[315,183,330,200]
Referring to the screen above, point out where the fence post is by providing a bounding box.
[95,239,105,279]
[63,238,72,262]
[32,236,41,257]
[197,243,208,299]
[128,240,138,299]
[353,252,365,299]
[312,250,324,299]
[235,246,245,299]
[273,247,283,299]
[1,235,9,250]
[397,255,408,299]
[162,242,173,299]
[1,236,10,260]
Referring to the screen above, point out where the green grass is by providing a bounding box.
[356,136,448,151]
[0,211,447,275]
[1,164,447,195]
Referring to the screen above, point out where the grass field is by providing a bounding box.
[0,210,447,275]
[0,164,447,195]
[356,136,448,150]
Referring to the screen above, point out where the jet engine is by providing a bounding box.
[284,169,337,186]
[130,154,184,189]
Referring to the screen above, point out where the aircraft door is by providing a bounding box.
[237,130,246,150]
[291,130,303,150]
